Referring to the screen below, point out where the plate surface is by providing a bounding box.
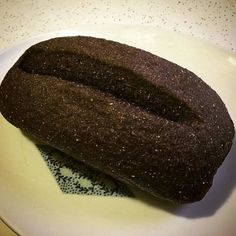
[0,25,236,236]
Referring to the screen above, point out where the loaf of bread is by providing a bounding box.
[0,36,234,203]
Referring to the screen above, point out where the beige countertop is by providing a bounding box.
[0,0,236,52]
[0,1,235,235]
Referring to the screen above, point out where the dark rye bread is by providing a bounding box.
[0,36,234,203]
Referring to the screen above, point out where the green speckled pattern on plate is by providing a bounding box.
[37,145,134,197]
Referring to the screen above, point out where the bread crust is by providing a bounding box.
[0,36,234,203]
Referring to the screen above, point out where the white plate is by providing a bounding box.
[0,25,236,236]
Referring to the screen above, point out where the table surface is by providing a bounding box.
[0,0,235,53]
[0,1,235,235]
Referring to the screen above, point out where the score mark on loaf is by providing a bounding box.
[0,36,234,203]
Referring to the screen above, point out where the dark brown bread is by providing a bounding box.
[0,36,234,203]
